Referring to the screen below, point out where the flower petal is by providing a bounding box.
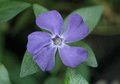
[58,45,88,68]
[33,45,57,71]
[36,10,64,35]
[27,32,51,55]
[63,13,89,43]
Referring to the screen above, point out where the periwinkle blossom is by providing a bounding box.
[27,10,89,71]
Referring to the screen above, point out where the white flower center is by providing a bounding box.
[52,36,63,46]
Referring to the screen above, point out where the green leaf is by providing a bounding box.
[65,68,89,84]
[33,4,48,17]
[0,0,9,3]
[0,1,31,23]
[0,63,11,84]
[20,51,40,77]
[77,64,90,81]
[69,41,98,67]
[73,5,104,33]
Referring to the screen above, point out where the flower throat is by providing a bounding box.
[52,36,63,46]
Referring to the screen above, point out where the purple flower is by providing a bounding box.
[27,10,89,71]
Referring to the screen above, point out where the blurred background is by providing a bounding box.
[0,0,120,84]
